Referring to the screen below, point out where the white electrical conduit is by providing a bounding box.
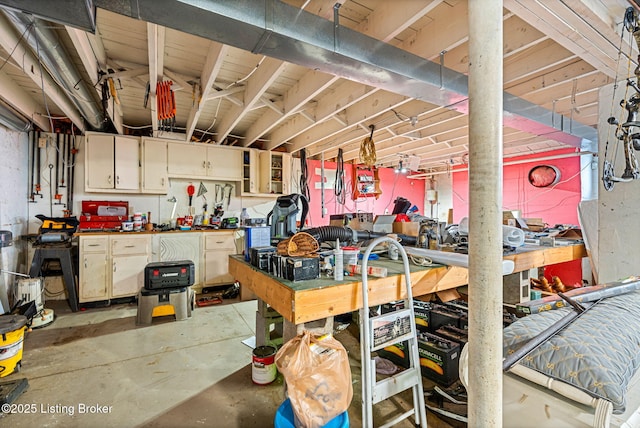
[403,247,515,275]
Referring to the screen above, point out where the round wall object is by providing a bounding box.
[528,164,561,188]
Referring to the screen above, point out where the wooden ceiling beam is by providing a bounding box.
[147,22,164,136]
[356,0,444,43]
[504,0,622,78]
[65,26,123,133]
[0,71,50,130]
[242,70,338,147]
[288,91,410,153]
[264,81,375,150]
[184,41,227,142]
[215,56,286,143]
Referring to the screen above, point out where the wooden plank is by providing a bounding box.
[505,244,587,272]
[228,257,294,321]
[230,244,586,324]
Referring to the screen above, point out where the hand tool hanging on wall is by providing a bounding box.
[156,80,177,132]
[53,133,64,206]
[34,130,43,198]
[69,134,77,215]
[59,131,66,188]
[187,183,195,214]
[48,164,54,217]
[29,130,37,202]
[63,134,71,216]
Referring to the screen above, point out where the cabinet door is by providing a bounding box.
[242,149,259,194]
[159,234,201,286]
[85,134,115,189]
[141,138,168,193]
[259,151,287,194]
[203,233,236,285]
[79,252,109,302]
[281,153,291,195]
[207,146,242,180]
[204,250,235,284]
[114,136,140,190]
[167,143,207,176]
[112,254,148,297]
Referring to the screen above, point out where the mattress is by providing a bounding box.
[503,291,640,413]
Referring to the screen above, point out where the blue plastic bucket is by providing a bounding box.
[274,398,349,428]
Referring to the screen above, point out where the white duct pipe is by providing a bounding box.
[408,150,597,179]
[0,13,86,132]
[3,11,103,130]
[467,0,504,427]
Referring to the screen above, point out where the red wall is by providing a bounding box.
[451,148,583,285]
[303,159,425,227]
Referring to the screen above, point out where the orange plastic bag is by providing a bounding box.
[275,331,353,428]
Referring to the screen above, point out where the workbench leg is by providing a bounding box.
[255,298,283,347]
[282,317,334,343]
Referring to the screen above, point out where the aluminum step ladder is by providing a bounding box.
[359,236,427,427]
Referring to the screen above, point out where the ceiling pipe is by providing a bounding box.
[87,0,596,150]
[0,12,86,132]
[3,10,105,130]
[0,100,31,132]
[408,150,597,178]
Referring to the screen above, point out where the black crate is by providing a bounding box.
[285,256,319,281]
[417,332,460,386]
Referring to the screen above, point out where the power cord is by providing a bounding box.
[335,148,345,205]
[300,148,310,202]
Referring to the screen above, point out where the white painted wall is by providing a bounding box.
[0,125,28,311]
[26,134,285,231]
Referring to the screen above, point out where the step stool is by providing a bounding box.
[136,287,193,325]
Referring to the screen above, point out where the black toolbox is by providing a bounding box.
[144,260,195,290]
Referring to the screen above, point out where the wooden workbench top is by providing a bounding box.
[229,243,587,325]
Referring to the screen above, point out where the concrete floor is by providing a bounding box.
[0,298,460,427]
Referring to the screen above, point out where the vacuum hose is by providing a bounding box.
[303,225,417,246]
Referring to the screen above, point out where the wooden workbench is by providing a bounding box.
[228,243,586,325]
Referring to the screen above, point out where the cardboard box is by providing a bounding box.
[523,218,545,232]
[392,221,419,236]
[349,212,374,230]
[373,215,396,233]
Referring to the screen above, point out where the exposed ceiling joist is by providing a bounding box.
[93,0,595,150]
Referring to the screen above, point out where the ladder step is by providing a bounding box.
[372,366,422,404]
[369,308,414,351]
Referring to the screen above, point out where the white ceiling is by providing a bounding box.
[0,0,636,175]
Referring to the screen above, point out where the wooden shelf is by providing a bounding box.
[352,164,382,199]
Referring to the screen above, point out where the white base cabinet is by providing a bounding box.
[79,231,238,303]
[203,232,237,285]
[78,234,151,302]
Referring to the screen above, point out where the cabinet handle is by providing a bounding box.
[207,161,211,169]
[113,261,116,272]
[161,178,165,185]
[88,244,99,247]
[116,175,120,185]
[124,245,135,248]
[202,161,206,169]
[108,175,112,184]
